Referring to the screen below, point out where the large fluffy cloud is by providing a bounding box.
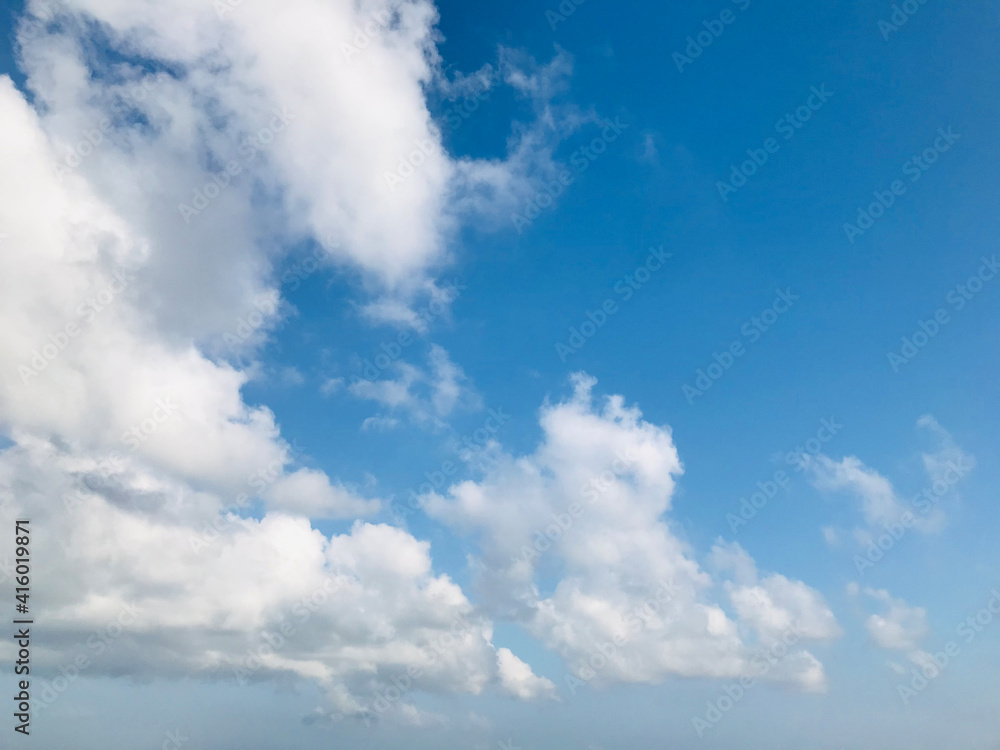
[0,0,837,722]
[424,374,839,691]
[0,0,566,721]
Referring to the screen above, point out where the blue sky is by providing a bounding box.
[1,0,999,748]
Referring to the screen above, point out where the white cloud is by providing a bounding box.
[803,416,974,541]
[711,541,842,646]
[348,344,480,427]
[858,587,928,652]
[0,0,570,719]
[425,374,838,691]
[320,377,345,396]
[265,468,380,519]
[496,647,557,700]
[806,454,912,530]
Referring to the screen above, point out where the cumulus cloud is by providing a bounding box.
[711,541,842,645]
[0,0,572,719]
[424,374,838,691]
[0,0,834,722]
[496,647,557,700]
[0,436,536,719]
